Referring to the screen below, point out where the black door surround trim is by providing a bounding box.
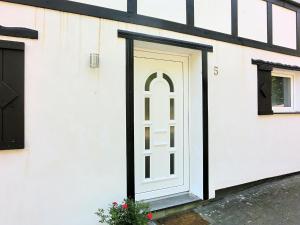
[118,30,213,52]
[119,30,212,200]
[1,0,299,57]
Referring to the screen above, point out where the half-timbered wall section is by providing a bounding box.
[0,0,299,56]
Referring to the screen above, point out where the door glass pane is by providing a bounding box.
[145,127,150,150]
[145,98,150,120]
[170,153,175,175]
[145,73,157,91]
[145,156,150,179]
[170,98,175,120]
[170,126,175,148]
[272,76,292,107]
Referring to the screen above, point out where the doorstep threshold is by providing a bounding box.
[145,192,201,212]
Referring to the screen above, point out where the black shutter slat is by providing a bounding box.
[0,48,24,150]
[257,64,273,115]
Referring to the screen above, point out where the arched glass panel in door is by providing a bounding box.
[143,72,176,179]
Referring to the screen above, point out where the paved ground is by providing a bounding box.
[195,174,300,225]
[156,211,208,225]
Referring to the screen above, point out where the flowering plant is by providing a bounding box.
[96,198,153,225]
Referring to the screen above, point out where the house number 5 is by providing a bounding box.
[214,66,219,76]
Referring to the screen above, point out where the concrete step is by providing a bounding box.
[145,193,202,220]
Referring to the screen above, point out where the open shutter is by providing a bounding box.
[0,48,24,150]
[257,64,273,115]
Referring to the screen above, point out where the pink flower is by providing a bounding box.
[122,203,128,209]
[113,202,118,207]
[146,213,153,220]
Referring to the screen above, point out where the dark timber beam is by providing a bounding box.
[266,0,299,11]
[118,30,213,52]
[267,2,273,44]
[231,0,238,36]
[186,0,195,26]
[297,10,300,52]
[127,0,137,14]
[0,25,38,39]
[252,59,300,71]
[1,0,299,56]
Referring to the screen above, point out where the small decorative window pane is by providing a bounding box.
[170,98,175,120]
[170,153,175,175]
[163,73,174,92]
[272,76,292,107]
[145,98,150,120]
[145,156,150,179]
[145,73,157,91]
[145,127,150,150]
[170,126,175,148]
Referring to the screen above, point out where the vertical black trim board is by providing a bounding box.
[267,2,273,44]
[126,38,135,199]
[202,51,209,200]
[186,0,195,26]
[231,0,238,36]
[127,0,137,14]
[0,50,2,144]
[297,10,300,51]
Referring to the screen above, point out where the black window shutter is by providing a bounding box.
[257,64,273,115]
[0,48,24,150]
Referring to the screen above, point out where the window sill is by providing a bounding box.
[273,112,300,115]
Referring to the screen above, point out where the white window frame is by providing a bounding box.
[271,70,295,113]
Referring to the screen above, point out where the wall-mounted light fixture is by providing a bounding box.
[90,53,99,68]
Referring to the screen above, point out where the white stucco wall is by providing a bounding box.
[208,43,300,195]
[272,4,297,49]
[238,0,268,42]
[137,0,186,24]
[69,0,127,11]
[194,0,232,34]
[0,1,300,225]
[0,3,127,225]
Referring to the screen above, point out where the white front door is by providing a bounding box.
[134,49,189,201]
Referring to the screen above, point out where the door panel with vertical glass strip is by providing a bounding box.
[134,50,189,201]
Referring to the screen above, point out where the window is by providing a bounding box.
[271,72,294,112]
[253,59,300,115]
[0,42,24,150]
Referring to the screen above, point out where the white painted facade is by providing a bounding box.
[272,4,297,49]
[0,1,299,225]
[194,0,232,34]
[71,0,127,11]
[238,0,268,42]
[138,0,186,24]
